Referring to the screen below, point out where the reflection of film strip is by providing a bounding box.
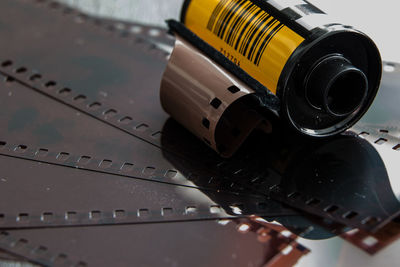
[201,130,400,232]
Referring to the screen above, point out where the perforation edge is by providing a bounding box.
[0,59,172,161]
[0,230,86,267]
[269,186,384,231]
[0,59,266,198]
[0,132,260,196]
[0,218,310,267]
[353,126,400,150]
[214,164,386,233]
[341,221,400,255]
[0,203,265,229]
[0,142,277,228]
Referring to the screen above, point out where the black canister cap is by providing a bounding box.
[305,55,368,117]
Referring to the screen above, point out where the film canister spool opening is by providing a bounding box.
[305,55,368,117]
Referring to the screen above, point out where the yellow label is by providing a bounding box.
[184,0,304,94]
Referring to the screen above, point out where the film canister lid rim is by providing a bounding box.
[305,54,369,117]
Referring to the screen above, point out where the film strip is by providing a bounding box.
[0,0,396,266]
[2,61,388,234]
[0,249,22,262]
[352,61,400,150]
[0,41,398,233]
[0,153,296,229]
[0,72,262,197]
[0,218,309,267]
[342,221,400,255]
[0,49,296,230]
[0,0,263,163]
[0,71,300,229]
[0,0,398,234]
[0,0,217,162]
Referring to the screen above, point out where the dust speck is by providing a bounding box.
[99,91,108,97]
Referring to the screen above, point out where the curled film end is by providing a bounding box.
[160,35,272,157]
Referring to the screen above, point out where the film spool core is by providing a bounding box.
[305,55,368,117]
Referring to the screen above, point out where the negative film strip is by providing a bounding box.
[0,154,297,229]
[0,72,263,197]
[0,0,398,234]
[0,218,309,267]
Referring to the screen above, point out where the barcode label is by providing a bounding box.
[207,0,284,66]
[184,0,304,93]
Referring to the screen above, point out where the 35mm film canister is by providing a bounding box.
[176,0,382,137]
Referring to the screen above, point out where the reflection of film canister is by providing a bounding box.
[173,0,381,137]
